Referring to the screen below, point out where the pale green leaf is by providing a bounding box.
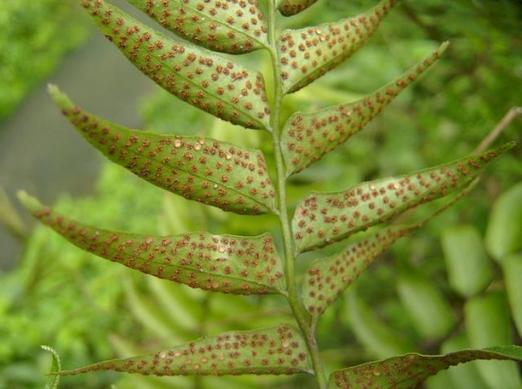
[49,86,276,215]
[397,271,455,339]
[344,291,414,359]
[278,0,396,94]
[80,0,271,129]
[56,325,312,376]
[281,43,448,175]
[303,184,474,319]
[18,192,286,295]
[441,225,493,297]
[126,0,268,54]
[503,254,522,336]
[465,291,521,389]
[304,225,414,318]
[293,143,514,253]
[485,183,522,261]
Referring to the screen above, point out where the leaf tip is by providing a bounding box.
[439,40,450,53]
[48,84,73,111]
[41,345,62,389]
[17,191,43,213]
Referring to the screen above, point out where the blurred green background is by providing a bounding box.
[0,0,520,388]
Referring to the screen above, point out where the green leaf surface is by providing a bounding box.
[278,0,318,16]
[441,224,493,297]
[126,0,268,54]
[465,292,521,389]
[328,345,522,389]
[303,185,473,319]
[485,183,522,261]
[503,254,522,336]
[278,0,396,94]
[18,192,286,295]
[293,143,514,253]
[304,225,415,318]
[50,86,276,215]
[397,271,455,339]
[56,325,312,376]
[80,0,270,129]
[344,291,414,359]
[281,43,448,175]
[425,369,456,389]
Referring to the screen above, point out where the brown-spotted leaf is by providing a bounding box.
[293,143,515,253]
[80,0,270,129]
[126,0,268,54]
[18,192,286,295]
[303,225,414,318]
[278,0,396,94]
[55,325,312,376]
[50,86,276,215]
[278,0,318,16]
[328,346,522,389]
[282,42,449,175]
[302,182,475,318]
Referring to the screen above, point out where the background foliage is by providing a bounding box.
[0,0,520,388]
[0,0,88,121]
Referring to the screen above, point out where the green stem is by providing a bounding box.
[266,2,327,388]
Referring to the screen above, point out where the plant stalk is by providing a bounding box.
[266,2,327,388]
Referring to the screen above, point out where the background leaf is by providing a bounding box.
[293,143,513,253]
[57,325,312,376]
[126,0,268,54]
[343,291,415,359]
[281,43,448,175]
[464,291,521,389]
[81,0,271,129]
[503,254,522,336]
[278,0,396,94]
[328,345,522,389]
[485,183,522,261]
[441,225,493,298]
[18,192,286,295]
[50,86,276,215]
[396,270,455,339]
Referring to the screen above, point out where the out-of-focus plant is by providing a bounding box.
[0,164,165,388]
[10,0,521,388]
[0,0,88,120]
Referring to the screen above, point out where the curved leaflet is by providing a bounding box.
[18,193,285,295]
[278,0,318,16]
[282,42,449,175]
[50,86,276,215]
[126,0,268,54]
[303,225,414,318]
[81,0,270,129]
[293,143,515,252]
[302,183,473,318]
[55,325,312,376]
[328,346,522,389]
[278,0,396,94]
